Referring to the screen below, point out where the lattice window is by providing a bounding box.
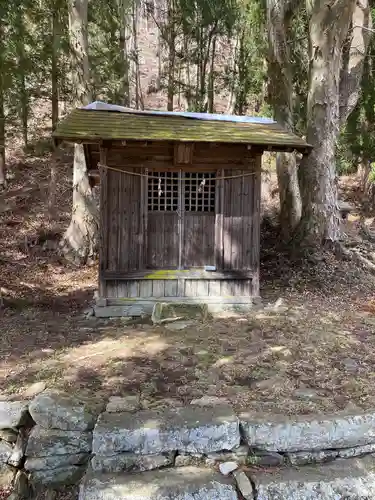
[148,171,179,211]
[147,171,215,212]
[184,172,215,212]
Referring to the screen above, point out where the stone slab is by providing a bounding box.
[286,450,339,466]
[240,410,375,452]
[0,401,28,429]
[25,453,90,471]
[93,405,239,455]
[30,465,87,487]
[251,455,375,500]
[29,390,96,431]
[338,443,375,459]
[91,452,175,473]
[151,302,208,325]
[79,466,238,500]
[26,426,92,457]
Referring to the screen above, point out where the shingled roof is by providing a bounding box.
[53,102,312,152]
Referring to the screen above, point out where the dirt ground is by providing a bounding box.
[1,147,375,417]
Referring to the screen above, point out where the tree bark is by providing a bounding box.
[133,0,142,109]
[207,35,217,114]
[339,0,372,126]
[266,0,302,240]
[51,1,59,132]
[15,9,28,149]
[118,0,131,106]
[62,0,98,264]
[0,21,6,189]
[298,0,356,244]
[166,0,176,111]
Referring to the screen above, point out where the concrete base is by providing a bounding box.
[94,302,256,318]
[94,295,261,318]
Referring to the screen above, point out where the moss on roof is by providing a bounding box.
[53,109,311,151]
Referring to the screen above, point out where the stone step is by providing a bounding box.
[252,455,375,499]
[93,404,240,456]
[78,466,238,500]
[240,409,375,452]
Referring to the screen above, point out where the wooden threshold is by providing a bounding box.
[101,269,254,281]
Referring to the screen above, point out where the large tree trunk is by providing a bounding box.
[298,0,356,244]
[62,0,98,264]
[51,1,59,132]
[118,0,131,106]
[16,9,28,149]
[266,0,302,241]
[0,21,6,189]
[339,0,372,126]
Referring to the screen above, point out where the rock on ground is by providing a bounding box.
[206,445,249,465]
[175,453,205,467]
[106,396,140,414]
[190,396,229,407]
[26,427,92,457]
[93,405,239,455]
[12,470,31,498]
[8,428,28,467]
[22,381,47,399]
[79,466,238,500]
[29,390,96,431]
[233,471,253,500]
[91,452,175,473]
[247,450,284,467]
[0,401,28,429]
[219,462,238,476]
[240,410,375,452]
[251,455,375,500]
[0,464,16,489]
[0,429,18,443]
[0,440,13,463]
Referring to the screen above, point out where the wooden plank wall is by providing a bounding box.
[104,166,142,272]
[222,168,252,270]
[95,141,262,299]
[183,214,215,267]
[105,278,253,298]
[147,213,179,268]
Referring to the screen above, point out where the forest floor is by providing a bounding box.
[1,145,375,419]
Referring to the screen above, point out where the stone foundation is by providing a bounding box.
[2,392,375,499]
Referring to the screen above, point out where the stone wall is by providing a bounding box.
[2,391,375,499]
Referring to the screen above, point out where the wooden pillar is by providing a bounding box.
[215,168,224,270]
[98,146,108,299]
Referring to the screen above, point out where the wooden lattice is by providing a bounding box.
[147,171,215,213]
[184,172,215,212]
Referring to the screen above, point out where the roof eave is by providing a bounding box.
[52,132,312,153]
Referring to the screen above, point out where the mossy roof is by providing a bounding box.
[53,108,312,152]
